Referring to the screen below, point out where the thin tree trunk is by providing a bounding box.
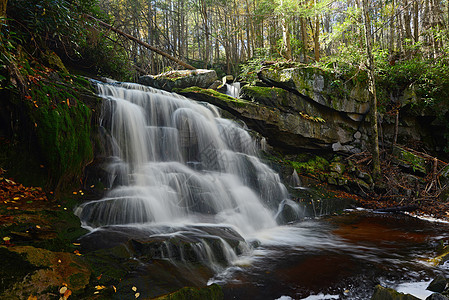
[313,0,320,62]
[86,14,196,70]
[0,0,7,18]
[361,0,381,180]
[413,0,419,44]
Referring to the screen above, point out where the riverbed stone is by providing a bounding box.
[371,285,420,300]
[139,69,218,92]
[427,275,448,293]
[426,293,449,300]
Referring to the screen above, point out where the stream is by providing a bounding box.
[76,81,449,299]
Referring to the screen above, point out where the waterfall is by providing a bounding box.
[76,81,300,270]
[225,82,241,98]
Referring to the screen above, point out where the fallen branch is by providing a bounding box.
[84,14,196,71]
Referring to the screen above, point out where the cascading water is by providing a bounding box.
[225,82,241,98]
[75,81,300,271]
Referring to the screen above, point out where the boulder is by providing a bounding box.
[139,69,218,92]
[427,275,448,293]
[153,284,224,300]
[258,63,370,116]
[371,285,420,300]
[426,293,449,300]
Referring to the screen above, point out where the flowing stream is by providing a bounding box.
[76,82,449,299]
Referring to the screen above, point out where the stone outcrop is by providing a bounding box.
[258,64,370,119]
[178,87,363,151]
[139,69,218,92]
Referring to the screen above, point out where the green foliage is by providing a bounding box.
[289,156,329,175]
[239,48,282,84]
[5,0,132,80]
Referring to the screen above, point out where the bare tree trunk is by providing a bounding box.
[413,0,419,44]
[361,0,381,180]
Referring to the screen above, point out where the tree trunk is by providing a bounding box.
[361,0,381,180]
[413,0,419,44]
[313,0,320,62]
[280,0,292,60]
[0,0,7,18]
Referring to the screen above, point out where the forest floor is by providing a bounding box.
[343,148,449,223]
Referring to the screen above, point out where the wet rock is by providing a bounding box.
[371,285,420,300]
[426,293,449,300]
[139,69,218,92]
[427,275,448,293]
[1,246,90,299]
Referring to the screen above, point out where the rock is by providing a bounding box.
[258,63,370,115]
[139,69,218,92]
[371,285,420,300]
[426,293,449,300]
[392,145,427,175]
[208,80,222,90]
[329,162,345,174]
[222,75,234,84]
[153,284,224,300]
[357,171,373,185]
[427,275,448,293]
[179,87,358,151]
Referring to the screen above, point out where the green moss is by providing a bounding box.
[289,156,330,175]
[0,247,37,294]
[154,284,224,300]
[178,87,252,107]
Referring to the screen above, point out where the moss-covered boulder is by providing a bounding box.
[153,284,224,300]
[258,63,370,118]
[371,285,420,300]
[139,69,218,92]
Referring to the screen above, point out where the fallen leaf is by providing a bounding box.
[135,293,140,298]
[132,286,137,292]
[59,286,67,294]
[95,285,106,290]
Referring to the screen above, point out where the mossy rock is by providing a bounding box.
[153,284,224,300]
[258,64,370,115]
[371,285,420,300]
[139,69,218,92]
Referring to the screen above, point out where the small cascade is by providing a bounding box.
[225,82,241,98]
[76,81,300,271]
[290,169,302,188]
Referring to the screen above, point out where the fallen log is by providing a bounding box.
[84,14,196,71]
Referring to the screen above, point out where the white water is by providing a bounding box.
[225,82,241,98]
[76,81,300,268]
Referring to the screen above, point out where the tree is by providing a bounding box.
[361,0,381,180]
